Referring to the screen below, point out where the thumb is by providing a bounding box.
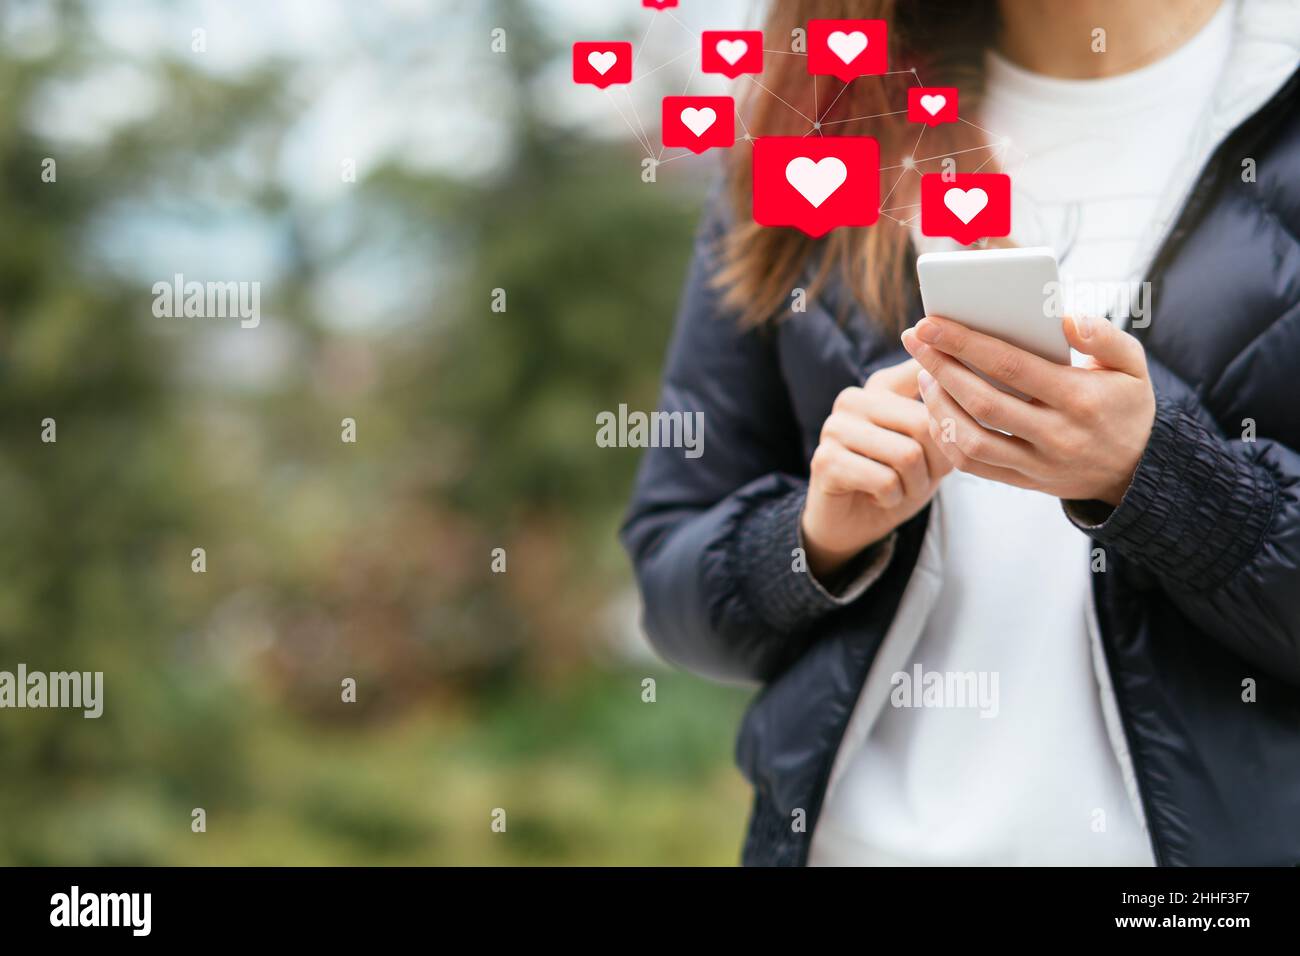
[867,357,923,398]
[1063,315,1147,376]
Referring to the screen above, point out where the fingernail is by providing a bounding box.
[915,319,940,343]
[918,369,935,395]
[1074,314,1094,339]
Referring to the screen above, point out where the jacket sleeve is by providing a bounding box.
[619,201,892,684]
[1065,357,1300,684]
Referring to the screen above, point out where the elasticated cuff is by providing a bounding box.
[733,485,895,634]
[1063,394,1278,591]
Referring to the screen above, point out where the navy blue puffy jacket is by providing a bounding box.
[622,63,1300,865]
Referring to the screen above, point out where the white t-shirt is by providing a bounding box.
[809,0,1234,866]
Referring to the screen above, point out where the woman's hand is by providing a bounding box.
[802,358,954,580]
[900,313,1156,506]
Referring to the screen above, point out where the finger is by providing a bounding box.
[902,330,1052,441]
[927,416,1040,490]
[919,371,1039,473]
[815,441,905,507]
[868,391,954,482]
[833,388,951,482]
[865,357,923,398]
[912,315,1066,403]
[1062,315,1147,377]
[822,415,930,500]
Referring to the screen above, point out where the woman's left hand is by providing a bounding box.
[900,313,1156,507]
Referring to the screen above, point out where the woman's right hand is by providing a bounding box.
[801,358,953,581]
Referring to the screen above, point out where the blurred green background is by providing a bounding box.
[0,0,758,864]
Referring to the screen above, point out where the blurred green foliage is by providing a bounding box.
[0,0,752,865]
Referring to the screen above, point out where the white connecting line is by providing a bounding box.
[590,12,1023,185]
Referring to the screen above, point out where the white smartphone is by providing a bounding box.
[915,248,1071,386]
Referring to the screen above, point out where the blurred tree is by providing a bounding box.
[0,0,299,862]
[362,0,706,683]
[0,0,745,866]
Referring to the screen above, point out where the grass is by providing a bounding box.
[1,667,755,866]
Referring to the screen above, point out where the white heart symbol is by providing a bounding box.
[715,38,748,66]
[919,93,947,116]
[943,187,989,224]
[680,107,717,138]
[587,50,618,75]
[785,156,848,209]
[827,30,868,65]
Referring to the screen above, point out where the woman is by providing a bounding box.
[621,0,1300,865]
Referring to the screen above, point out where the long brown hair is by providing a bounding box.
[716,0,1001,329]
